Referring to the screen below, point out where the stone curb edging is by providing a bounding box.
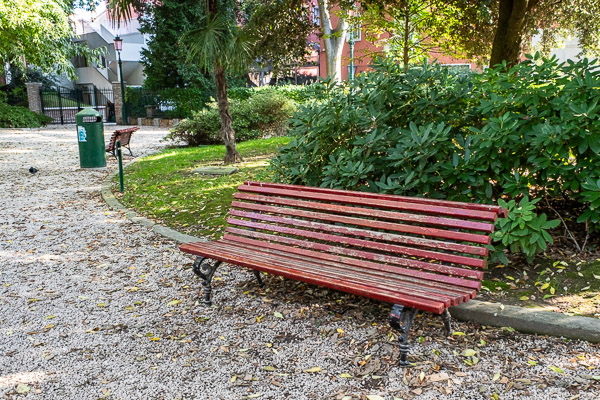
[100,165,600,344]
[450,301,600,343]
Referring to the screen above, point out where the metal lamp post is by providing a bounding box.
[113,36,127,125]
[349,30,355,80]
[348,7,356,80]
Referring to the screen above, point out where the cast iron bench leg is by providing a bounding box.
[192,256,222,307]
[254,270,265,288]
[389,304,418,367]
[441,309,452,336]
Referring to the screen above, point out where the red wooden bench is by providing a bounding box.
[180,181,506,366]
[106,127,139,158]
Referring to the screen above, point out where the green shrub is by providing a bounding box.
[228,85,314,103]
[0,101,52,128]
[491,197,560,264]
[271,54,600,260]
[126,87,211,119]
[166,89,296,146]
[227,87,253,100]
[165,108,221,146]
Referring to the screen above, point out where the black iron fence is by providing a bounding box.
[40,87,115,124]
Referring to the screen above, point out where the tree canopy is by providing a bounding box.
[358,0,600,67]
[487,0,600,66]
[137,0,207,89]
[441,0,600,67]
[0,0,98,78]
[245,0,316,77]
[360,0,474,67]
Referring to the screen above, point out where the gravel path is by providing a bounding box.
[1,127,599,400]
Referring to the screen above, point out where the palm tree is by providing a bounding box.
[182,9,255,163]
[108,0,253,164]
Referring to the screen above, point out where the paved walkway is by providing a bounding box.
[1,127,599,399]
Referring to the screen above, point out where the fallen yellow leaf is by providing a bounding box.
[15,384,30,394]
[303,367,321,373]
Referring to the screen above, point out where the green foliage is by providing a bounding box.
[126,87,212,119]
[492,197,560,264]
[167,90,296,146]
[0,101,52,128]
[0,0,100,78]
[244,0,315,74]
[579,178,600,225]
[0,66,58,107]
[167,109,221,146]
[228,85,314,103]
[361,0,473,66]
[271,54,600,259]
[137,0,207,89]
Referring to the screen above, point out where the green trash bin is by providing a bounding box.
[76,108,106,168]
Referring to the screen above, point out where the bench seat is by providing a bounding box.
[180,181,506,366]
[181,238,481,313]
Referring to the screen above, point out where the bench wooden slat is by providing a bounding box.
[221,235,477,300]
[234,193,495,233]
[180,181,505,364]
[238,185,499,222]
[245,181,508,218]
[179,242,446,314]
[227,218,487,269]
[106,127,139,157]
[225,227,484,284]
[204,242,461,307]
[229,209,488,257]
[231,200,492,245]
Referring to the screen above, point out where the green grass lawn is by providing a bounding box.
[114,137,290,239]
[41,93,92,108]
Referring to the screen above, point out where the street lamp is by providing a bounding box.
[113,35,127,124]
[347,7,357,80]
[349,29,355,81]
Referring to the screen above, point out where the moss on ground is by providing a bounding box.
[482,259,600,317]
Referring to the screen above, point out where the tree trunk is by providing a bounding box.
[402,9,410,69]
[214,62,241,164]
[318,0,348,82]
[489,0,533,67]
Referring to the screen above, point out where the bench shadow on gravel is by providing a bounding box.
[218,268,454,339]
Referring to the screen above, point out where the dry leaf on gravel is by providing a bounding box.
[303,367,321,373]
[15,384,30,394]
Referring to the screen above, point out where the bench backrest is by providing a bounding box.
[224,181,506,296]
[118,129,135,146]
[106,131,119,152]
[107,127,139,152]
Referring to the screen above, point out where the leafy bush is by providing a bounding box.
[165,108,221,145]
[228,85,314,103]
[227,87,253,101]
[271,55,600,260]
[126,87,211,119]
[0,101,52,128]
[491,197,560,263]
[166,89,296,146]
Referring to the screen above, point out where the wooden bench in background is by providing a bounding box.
[106,127,139,158]
[180,181,506,366]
